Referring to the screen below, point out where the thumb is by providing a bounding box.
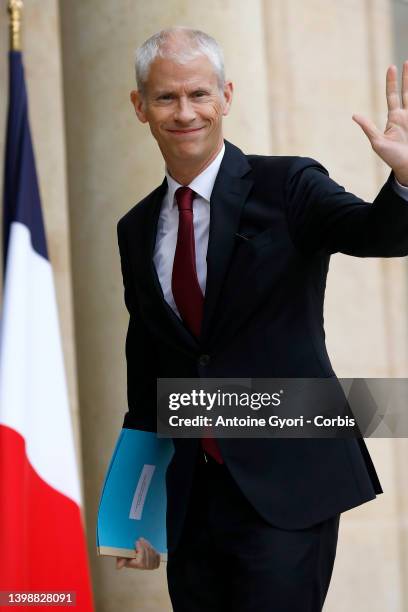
[352,114,381,146]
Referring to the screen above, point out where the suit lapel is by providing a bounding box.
[143,179,200,353]
[200,142,253,343]
[142,140,253,351]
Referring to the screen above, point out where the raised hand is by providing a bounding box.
[116,537,161,570]
[352,61,408,186]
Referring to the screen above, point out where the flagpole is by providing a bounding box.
[7,0,23,52]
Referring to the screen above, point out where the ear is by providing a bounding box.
[130,90,148,123]
[222,81,234,117]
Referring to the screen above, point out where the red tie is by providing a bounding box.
[171,186,224,464]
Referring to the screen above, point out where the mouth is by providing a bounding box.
[166,127,205,135]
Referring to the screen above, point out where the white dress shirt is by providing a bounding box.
[153,145,408,321]
[153,143,225,320]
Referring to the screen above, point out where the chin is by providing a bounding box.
[172,142,205,159]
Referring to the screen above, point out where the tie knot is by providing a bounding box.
[175,186,195,212]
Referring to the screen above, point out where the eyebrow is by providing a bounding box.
[154,88,211,97]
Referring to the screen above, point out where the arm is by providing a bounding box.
[285,159,408,257]
[286,61,408,257]
[117,218,157,432]
[115,219,161,572]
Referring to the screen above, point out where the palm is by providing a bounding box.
[353,61,408,185]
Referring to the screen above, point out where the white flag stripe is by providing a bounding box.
[0,222,81,505]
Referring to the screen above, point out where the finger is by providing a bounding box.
[139,541,150,568]
[116,540,142,570]
[386,64,400,111]
[143,540,157,569]
[153,550,161,569]
[124,543,145,569]
[141,538,161,569]
[142,541,151,568]
[117,539,160,570]
[134,539,157,570]
[136,540,150,568]
[402,60,408,109]
[133,539,145,567]
[352,114,382,145]
[116,557,126,570]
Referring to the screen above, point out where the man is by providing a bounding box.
[115,26,408,611]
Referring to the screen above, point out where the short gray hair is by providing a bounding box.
[135,26,225,97]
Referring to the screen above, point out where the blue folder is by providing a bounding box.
[96,428,174,560]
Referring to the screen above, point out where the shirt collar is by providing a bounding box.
[165,142,225,210]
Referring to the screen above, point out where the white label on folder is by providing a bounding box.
[129,464,156,520]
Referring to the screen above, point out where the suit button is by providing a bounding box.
[198,354,211,366]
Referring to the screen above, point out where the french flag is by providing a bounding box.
[0,51,94,609]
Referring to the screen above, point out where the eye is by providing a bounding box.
[193,91,208,97]
[157,94,174,101]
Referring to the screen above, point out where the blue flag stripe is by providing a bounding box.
[3,51,48,270]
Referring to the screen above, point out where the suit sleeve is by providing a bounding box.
[117,218,157,432]
[284,157,408,257]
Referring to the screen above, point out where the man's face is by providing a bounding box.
[130,54,233,165]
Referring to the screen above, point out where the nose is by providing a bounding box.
[173,96,196,124]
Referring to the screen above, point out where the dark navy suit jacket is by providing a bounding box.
[117,139,408,553]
